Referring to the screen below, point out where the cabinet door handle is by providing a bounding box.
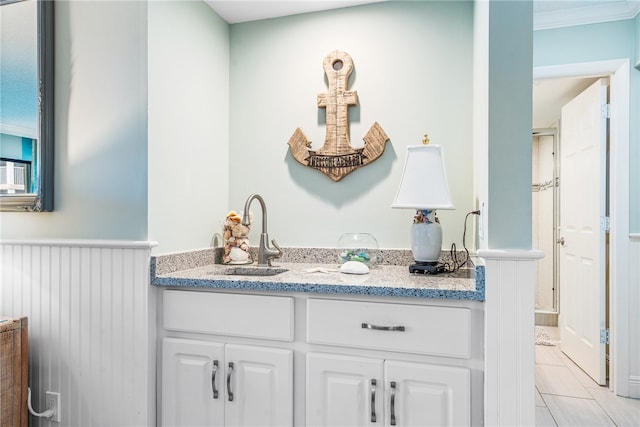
[211,360,219,399]
[370,379,377,423]
[390,381,397,426]
[361,322,405,332]
[227,362,234,402]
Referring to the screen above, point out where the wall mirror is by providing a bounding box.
[0,0,53,211]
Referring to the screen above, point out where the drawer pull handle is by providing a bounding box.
[211,360,219,399]
[227,362,234,402]
[390,381,397,426]
[370,379,377,423]
[361,322,405,332]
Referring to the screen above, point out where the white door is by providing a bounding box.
[559,78,608,385]
[161,337,225,426]
[306,352,384,426]
[224,344,293,427]
[384,361,470,427]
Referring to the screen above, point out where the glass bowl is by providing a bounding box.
[337,233,379,266]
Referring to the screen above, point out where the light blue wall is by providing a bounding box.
[486,0,533,249]
[534,19,639,232]
[0,0,539,252]
[1,0,230,249]
[635,14,640,233]
[535,19,635,65]
[228,1,474,249]
[0,1,149,240]
[635,12,640,69]
[148,1,230,255]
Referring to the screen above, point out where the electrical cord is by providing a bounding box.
[444,210,481,273]
[27,387,55,419]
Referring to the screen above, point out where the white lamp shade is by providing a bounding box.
[391,145,455,210]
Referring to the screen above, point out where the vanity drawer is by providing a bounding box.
[306,298,470,358]
[163,290,294,341]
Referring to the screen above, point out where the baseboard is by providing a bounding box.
[629,376,640,399]
[535,311,558,326]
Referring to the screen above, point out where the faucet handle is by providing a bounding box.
[270,239,283,257]
[262,238,283,267]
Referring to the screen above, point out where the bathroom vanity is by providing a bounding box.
[152,253,485,426]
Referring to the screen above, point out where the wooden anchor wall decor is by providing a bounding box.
[288,50,390,182]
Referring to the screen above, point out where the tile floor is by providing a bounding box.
[535,326,640,426]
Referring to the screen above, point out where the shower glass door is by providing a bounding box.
[532,129,559,316]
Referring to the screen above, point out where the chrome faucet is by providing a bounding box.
[242,194,283,267]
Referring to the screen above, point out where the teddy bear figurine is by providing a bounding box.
[222,210,252,264]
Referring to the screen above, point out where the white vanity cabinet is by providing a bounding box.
[306,352,383,426]
[161,338,223,426]
[160,290,295,427]
[159,289,481,426]
[162,338,293,427]
[306,353,470,426]
[305,298,472,426]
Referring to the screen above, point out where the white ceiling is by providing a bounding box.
[206,0,640,29]
[205,0,387,24]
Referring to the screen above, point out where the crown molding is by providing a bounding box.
[534,1,640,30]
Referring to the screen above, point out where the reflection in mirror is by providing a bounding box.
[0,0,53,211]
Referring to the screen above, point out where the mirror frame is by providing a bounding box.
[0,0,54,212]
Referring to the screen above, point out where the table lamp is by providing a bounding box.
[391,138,455,274]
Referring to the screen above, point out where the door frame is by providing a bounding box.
[533,59,630,396]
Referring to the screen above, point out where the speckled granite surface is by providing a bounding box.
[152,247,474,275]
[151,248,485,301]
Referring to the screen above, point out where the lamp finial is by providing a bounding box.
[422,134,430,145]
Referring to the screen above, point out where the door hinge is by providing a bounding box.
[600,328,610,345]
[601,216,611,233]
[601,103,611,119]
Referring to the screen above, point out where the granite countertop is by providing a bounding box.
[151,248,485,301]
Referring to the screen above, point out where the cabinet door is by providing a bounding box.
[307,352,384,427]
[161,337,225,427]
[384,361,470,427]
[224,344,293,427]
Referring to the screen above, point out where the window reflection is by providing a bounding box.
[0,159,32,194]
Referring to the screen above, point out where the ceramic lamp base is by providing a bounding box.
[410,215,442,263]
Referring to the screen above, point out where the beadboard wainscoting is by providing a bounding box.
[0,240,157,427]
[630,234,640,398]
[479,249,544,427]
